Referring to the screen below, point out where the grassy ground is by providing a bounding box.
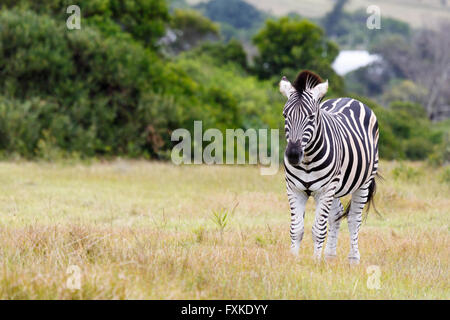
[0,160,448,299]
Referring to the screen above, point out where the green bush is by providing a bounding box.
[0,9,199,157]
[190,40,248,70]
[199,0,264,30]
[0,8,284,159]
[2,0,170,47]
[427,122,450,166]
[0,97,56,157]
[441,167,450,185]
[168,9,220,53]
[0,3,445,162]
[347,96,445,161]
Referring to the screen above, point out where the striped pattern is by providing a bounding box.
[284,90,379,262]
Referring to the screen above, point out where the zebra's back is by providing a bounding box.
[321,98,379,197]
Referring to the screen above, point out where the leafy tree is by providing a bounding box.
[0,9,198,157]
[108,0,170,47]
[0,7,283,159]
[194,0,266,41]
[322,0,348,36]
[168,0,190,10]
[344,60,397,97]
[348,96,445,160]
[252,17,344,94]
[373,24,450,120]
[167,9,220,53]
[188,39,248,70]
[197,0,264,30]
[175,52,284,131]
[382,80,427,106]
[322,7,410,48]
[2,0,170,48]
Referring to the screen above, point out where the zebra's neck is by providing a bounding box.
[302,110,342,167]
[303,111,325,159]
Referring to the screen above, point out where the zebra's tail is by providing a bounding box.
[338,173,383,221]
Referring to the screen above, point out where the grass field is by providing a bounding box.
[0,160,448,299]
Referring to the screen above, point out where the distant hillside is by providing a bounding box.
[187,0,450,29]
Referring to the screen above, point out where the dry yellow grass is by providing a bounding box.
[0,160,448,299]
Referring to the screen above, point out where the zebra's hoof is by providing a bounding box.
[313,253,323,263]
[348,257,360,265]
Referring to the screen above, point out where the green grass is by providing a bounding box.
[0,160,448,299]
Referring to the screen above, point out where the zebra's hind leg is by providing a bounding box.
[347,183,370,264]
[324,198,344,260]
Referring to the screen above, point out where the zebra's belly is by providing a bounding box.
[333,171,373,198]
[285,155,377,198]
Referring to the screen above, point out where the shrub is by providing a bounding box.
[349,96,444,161]
[0,8,283,159]
[0,97,58,158]
[0,9,197,157]
[441,167,450,185]
[191,39,248,70]
[199,0,264,30]
[2,0,170,47]
[404,137,434,161]
[168,9,220,53]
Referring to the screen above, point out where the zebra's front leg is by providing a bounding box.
[312,191,334,261]
[287,188,308,256]
[347,184,370,264]
[324,198,344,259]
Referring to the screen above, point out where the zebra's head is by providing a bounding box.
[279,71,328,166]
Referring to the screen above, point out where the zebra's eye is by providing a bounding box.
[307,115,315,121]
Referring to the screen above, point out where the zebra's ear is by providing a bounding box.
[311,80,328,100]
[279,76,295,98]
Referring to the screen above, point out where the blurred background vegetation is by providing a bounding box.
[0,0,448,165]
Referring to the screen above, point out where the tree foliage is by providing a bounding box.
[349,96,444,160]
[188,39,248,70]
[323,7,410,48]
[0,9,197,157]
[0,1,444,162]
[0,7,283,159]
[166,9,220,53]
[373,24,450,120]
[194,0,266,41]
[1,0,170,48]
[198,0,264,30]
[252,17,344,95]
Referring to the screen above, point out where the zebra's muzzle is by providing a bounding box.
[285,140,303,165]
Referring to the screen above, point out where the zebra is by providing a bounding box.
[279,70,379,264]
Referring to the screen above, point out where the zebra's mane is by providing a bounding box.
[292,70,323,95]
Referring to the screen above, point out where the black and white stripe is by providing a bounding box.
[280,71,379,263]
